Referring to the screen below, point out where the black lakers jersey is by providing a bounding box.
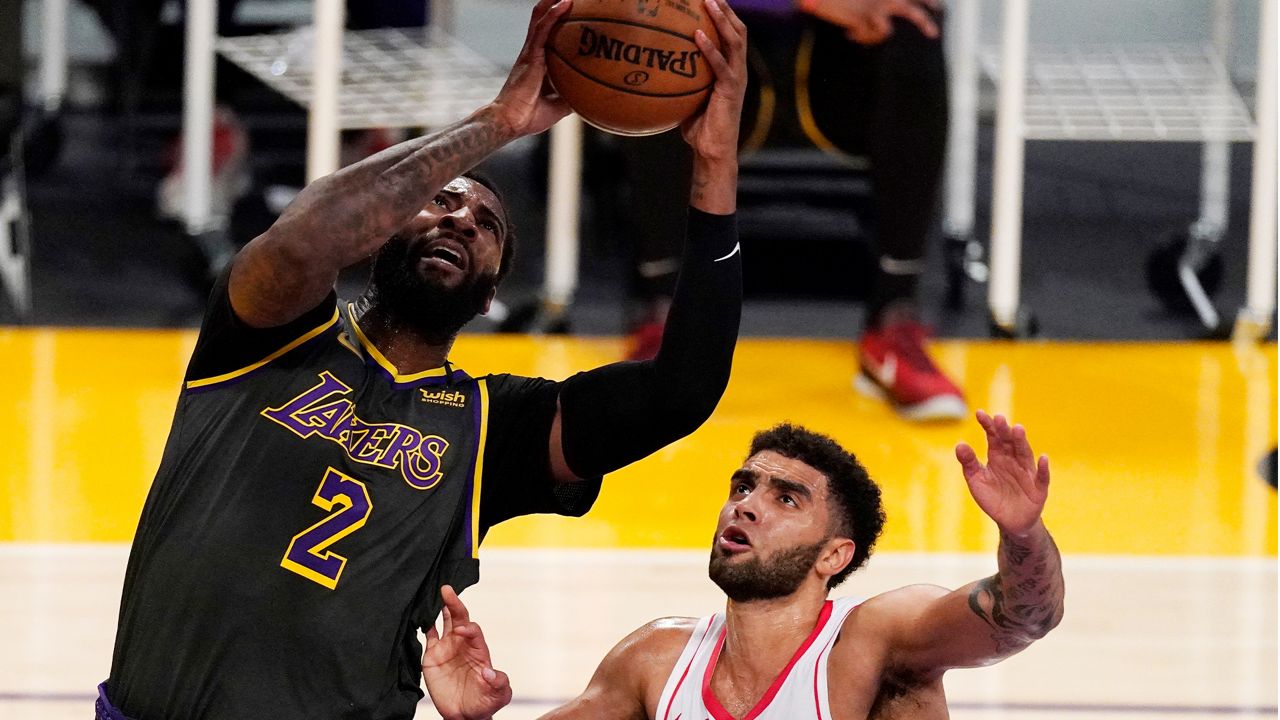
[107,270,600,719]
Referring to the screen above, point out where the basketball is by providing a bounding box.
[546,0,719,136]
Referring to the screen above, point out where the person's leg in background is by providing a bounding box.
[618,130,691,360]
[617,13,776,361]
[0,0,20,144]
[806,10,964,421]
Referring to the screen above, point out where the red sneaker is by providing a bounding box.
[625,319,665,361]
[856,318,966,422]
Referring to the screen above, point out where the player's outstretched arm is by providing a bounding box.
[859,412,1064,677]
[421,586,512,720]
[228,0,574,329]
[538,620,687,720]
[548,0,747,484]
[680,0,747,215]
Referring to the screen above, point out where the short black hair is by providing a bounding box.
[461,171,516,283]
[747,423,886,588]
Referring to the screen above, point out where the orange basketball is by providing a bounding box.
[546,0,719,136]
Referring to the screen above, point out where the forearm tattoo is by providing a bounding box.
[357,115,505,243]
[967,528,1064,653]
[278,110,509,265]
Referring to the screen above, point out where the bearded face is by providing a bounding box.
[708,538,827,603]
[367,177,508,342]
[369,232,497,342]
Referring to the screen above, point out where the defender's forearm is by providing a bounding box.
[267,105,517,270]
[968,521,1065,651]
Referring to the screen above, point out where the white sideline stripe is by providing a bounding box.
[0,543,1273,572]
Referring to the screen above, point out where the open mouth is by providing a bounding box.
[426,246,464,269]
[718,526,751,553]
[418,238,468,274]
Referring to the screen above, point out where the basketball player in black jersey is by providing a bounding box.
[100,1,749,718]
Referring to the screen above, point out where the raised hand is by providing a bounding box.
[954,411,1050,537]
[800,0,940,45]
[421,585,512,720]
[681,0,748,163]
[491,0,574,137]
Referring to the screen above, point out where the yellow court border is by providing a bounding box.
[1,329,1274,556]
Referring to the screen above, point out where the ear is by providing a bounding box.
[479,284,498,315]
[818,538,856,583]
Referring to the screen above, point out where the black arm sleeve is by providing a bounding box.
[558,208,742,478]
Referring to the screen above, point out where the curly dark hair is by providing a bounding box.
[748,423,886,589]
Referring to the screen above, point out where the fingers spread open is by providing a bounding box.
[1011,424,1037,468]
[955,442,983,481]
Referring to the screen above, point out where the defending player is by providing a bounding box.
[429,411,1064,719]
[100,0,749,718]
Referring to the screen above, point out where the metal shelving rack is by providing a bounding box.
[965,0,1276,339]
[183,0,585,313]
[983,43,1255,143]
[215,27,509,131]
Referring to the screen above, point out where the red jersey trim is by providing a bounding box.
[701,600,834,720]
[812,615,844,720]
[663,619,719,720]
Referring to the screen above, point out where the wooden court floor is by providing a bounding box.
[1,330,1276,719]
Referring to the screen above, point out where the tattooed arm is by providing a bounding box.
[228,0,573,329]
[847,412,1064,678]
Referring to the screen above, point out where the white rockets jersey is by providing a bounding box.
[655,596,864,720]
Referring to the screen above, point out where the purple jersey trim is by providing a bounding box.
[95,684,137,720]
[729,0,797,15]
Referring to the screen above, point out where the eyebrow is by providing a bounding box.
[769,476,813,500]
[730,469,813,501]
[441,188,507,238]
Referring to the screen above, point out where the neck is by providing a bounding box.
[717,584,830,690]
[353,297,454,373]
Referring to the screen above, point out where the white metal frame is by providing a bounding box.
[181,0,582,305]
[975,0,1277,338]
[1239,0,1278,338]
[39,0,68,113]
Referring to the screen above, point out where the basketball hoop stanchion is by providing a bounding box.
[544,114,583,321]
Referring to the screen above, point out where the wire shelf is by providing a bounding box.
[216,27,508,130]
[981,42,1255,142]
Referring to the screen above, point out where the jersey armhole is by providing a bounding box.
[184,307,341,392]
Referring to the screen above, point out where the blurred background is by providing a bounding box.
[0,0,1272,338]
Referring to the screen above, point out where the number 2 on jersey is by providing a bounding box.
[280,467,372,589]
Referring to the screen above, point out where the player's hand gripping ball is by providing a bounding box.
[546,0,720,135]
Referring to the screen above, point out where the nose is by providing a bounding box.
[437,206,477,239]
[732,496,759,524]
